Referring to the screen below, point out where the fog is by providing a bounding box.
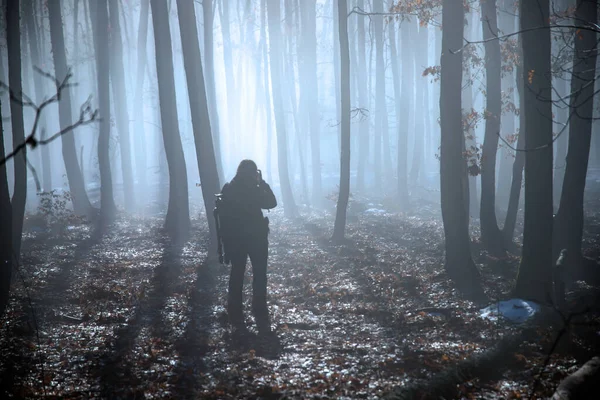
[1,0,453,215]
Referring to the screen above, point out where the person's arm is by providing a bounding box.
[257,180,277,209]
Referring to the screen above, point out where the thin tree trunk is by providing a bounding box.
[514,0,554,303]
[109,0,135,211]
[134,0,149,198]
[176,0,221,253]
[301,0,322,206]
[440,0,482,297]
[90,0,117,220]
[389,16,408,208]
[553,75,569,209]
[24,0,51,192]
[0,97,12,318]
[399,19,414,205]
[410,23,427,186]
[203,0,224,182]
[372,0,385,190]
[553,0,597,268]
[355,0,368,192]
[7,0,27,255]
[267,0,297,217]
[218,0,238,169]
[333,0,350,242]
[150,0,190,239]
[479,0,505,254]
[260,0,273,184]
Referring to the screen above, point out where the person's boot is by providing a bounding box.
[252,298,270,333]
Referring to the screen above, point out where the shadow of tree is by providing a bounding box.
[95,239,184,398]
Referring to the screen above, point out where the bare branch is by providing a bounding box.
[0,70,99,167]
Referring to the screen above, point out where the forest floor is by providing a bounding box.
[1,191,600,399]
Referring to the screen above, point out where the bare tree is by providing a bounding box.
[439,0,483,297]
[90,0,117,220]
[7,0,27,255]
[267,0,298,217]
[0,97,12,318]
[133,0,149,195]
[553,0,598,271]
[514,0,554,303]
[333,0,350,242]
[202,0,225,182]
[479,0,505,255]
[176,0,221,253]
[109,0,135,211]
[150,0,190,239]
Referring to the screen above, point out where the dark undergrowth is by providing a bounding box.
[0,193,599,399]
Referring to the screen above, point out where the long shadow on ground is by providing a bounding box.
[95,239,185,398]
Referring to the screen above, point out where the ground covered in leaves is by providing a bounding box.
[1,195,600,399]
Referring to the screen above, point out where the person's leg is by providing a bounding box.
[249,236,270,330]
[228,249,248,324]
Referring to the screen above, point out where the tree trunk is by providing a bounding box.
[49,2,95,218]
[267,0,297,217]
[133,0,149,198]
[23,0,51,193]
[513,0,553,304]
[0,98,12,319]
[553,0,597,269]
[90,0,117,220]
[176,0,222,254]
[400,19,416,207]
[479,0,504,255]
[218,0,239,171]
[150,0,190,239]
[109,0,135,211]
[502,19,525,244]
[389,16,408,208]
[372,0,386,190]
[8,0,27,255]
[301,0,322,207]
[260,0,274,184]
[333,0,350,242]
[410,23,427,186]
[553,75,569,209]
[440,0,482,297]
[355,0,369,193]
[551,357,600,400]
[202,0,225,182]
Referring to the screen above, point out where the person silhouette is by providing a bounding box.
[218,160,277,332]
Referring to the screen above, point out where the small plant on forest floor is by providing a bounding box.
[36,190,85,234]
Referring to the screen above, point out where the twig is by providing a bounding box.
[0,69,99,167]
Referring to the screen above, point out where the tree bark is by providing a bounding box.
[202,0,224,182]
[260,0,274,184]
[7,0,27,256]
[513,0,554,303]
[24,0,51,193]
[440,0,482,297]
[300,0,322,207]
[0,98,12,319]
[551,357,600,400]
[333,0,350,242]
[355,0,368,193]
[479,0,505,255]
[267,0,297,217]
[133,0,149,197]
[90,0,117,221]
[176,0,221,254]
[389,16,408,208]
[553,0,597,268]
[48,2,96,219]
[410,23,427,186]
[109,0,135,211]
[372,0,386,190]
[150,0,190,239]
